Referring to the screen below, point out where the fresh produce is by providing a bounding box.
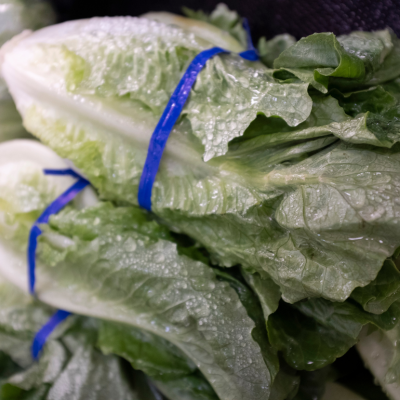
[1,3,400,399]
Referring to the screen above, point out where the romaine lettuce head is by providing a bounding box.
[3,17,400,306]
[0,139,302,400]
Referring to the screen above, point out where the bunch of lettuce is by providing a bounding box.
[1,3,400,399]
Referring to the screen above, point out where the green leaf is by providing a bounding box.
[0,276,140,400]
[9,202,276,400]
[154,373,220,400]
[257,34,296,68]
[367,29,400,86]
[0,0,55,144]
[330,86,400,149]
[274,30,399,92]
[352,260,400,314]
[98,321,197,381]
[241,270,281,322]
[268,298,400,371]
[331,86,397,118]
[274,33,365,92]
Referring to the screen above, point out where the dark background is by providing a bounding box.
[49,0,400,41]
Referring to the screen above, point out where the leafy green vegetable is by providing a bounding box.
[7,21,400,305]
[154,373,220,400]
[274,30,400,92]
[98,321,197,381]
[37,203,277,400]
[268,298,400,371]
[0,275,140,400]
[241,270,281,322]
[352,260,400,314]
[258,34,296,68]
[0,141,289,400]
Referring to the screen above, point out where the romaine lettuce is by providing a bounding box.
[4,18,400,305]
[0,140,285,400]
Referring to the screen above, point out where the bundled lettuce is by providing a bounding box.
[2,3,400,398]
[0,140,304,400]
[0,0,55,142]
[3,9,400,308]
[0,138,393,400]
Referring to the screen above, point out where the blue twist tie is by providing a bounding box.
[28,168,89,360]
[138,19,258,211]
[32,309,71,360]
[28,169,89,295]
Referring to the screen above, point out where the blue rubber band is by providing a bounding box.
[138,19,258,210]
[32,309,71,359]
[28,173,89,295]
[29,169,90,360]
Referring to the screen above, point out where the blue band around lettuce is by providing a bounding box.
[138,18,258,211]
[28,168,89,359]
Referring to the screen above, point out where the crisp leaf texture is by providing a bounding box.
[257,34,296,68]
[274,30,400,92]
[0,171,278,400]
[36,203,275,400]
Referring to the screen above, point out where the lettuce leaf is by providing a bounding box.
[274,30,400,93]
[268,298,400,371]
[37,203,277,400]
[258,34,296,68]
[0,275,140,400]
[351,260,400,314]
[0,141,283,399]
